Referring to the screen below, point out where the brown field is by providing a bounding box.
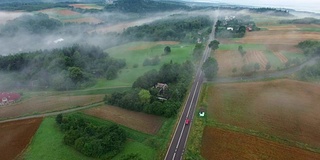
[201,127,320,160]
[244,51,268,69]
[206,79,320,148]
[0,118,43,160]
[214,50,268,76]
[236,30,320,45]
[0,95,104,119]
[273,51,288,63]
[69,4,104,10]
[64,17,102,24]
[58,9,79,16]
[83,105,164,134]
[214,50,243,76]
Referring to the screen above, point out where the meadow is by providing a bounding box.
[91,41,194,88]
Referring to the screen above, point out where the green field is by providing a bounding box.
[23,113,156,160]
[219,43,266,51]
[90,41,193,88]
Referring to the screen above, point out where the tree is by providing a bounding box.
[232,67,237,74]
[164,46,171,55]
[202,57,219,80]
[254,63,260,71]
[266,62,271,71]
[238,45,246,57]
[56,114,63,125]
[138,89,151,104]
[208,40,220,51]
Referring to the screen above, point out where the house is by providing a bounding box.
[246,26,252,32]
[155,83,168,91]
[0,92,21,106]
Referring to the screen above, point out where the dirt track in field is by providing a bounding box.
[201,127,320,160]
[0,118,43,160]
[0,95,104,119]
[207,79,320,148]
[83,105,164,134]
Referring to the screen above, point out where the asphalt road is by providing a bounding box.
[164,11,218,160]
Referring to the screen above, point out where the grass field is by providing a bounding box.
[23,114,156,160]
[92,41,193,88]
[205,79,320,150]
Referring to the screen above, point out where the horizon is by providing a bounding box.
[183,0,320,13]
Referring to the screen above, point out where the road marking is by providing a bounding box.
[187,81,199,117]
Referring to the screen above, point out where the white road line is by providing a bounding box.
[187,81,199,117]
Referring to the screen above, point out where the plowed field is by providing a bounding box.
[206,79,320,147]
[0,95,104,119]
[0,118,43,160]
[201,127,320,160]
[83,105,164,134]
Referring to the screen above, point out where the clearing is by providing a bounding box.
[0,118,43,160]
[69,4,104,10]
[206,79,320,148]
[83,105,164,135]
[201,127,320,160]
[0,94,104,119]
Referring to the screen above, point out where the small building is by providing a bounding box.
[199,108,206,117]
[227,27,234,31]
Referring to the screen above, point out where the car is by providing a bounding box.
[185,119,190,125]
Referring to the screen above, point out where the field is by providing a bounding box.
[38,8,102,24]
[0,118,42,160]
[83,105,164,134]
[22,115,155,160]
[201,127,320,160]
[69,4,104,10]
[0,94,104,119]
[214,23,320,77]
[92,41,193,88]
[206,79,320,148]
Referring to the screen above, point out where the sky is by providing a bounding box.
[187,0,320,13]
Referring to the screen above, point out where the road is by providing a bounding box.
[164,10,218,160]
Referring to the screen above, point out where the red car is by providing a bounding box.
[185,119,190,125]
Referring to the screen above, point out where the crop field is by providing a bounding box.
[69,4,104,10]
[83,105,164,134]
[93,41,193,88]
[205,79,320,148]
[0,95,104,119]
[0,118,43,160]
[23,116,155,160]
[214,48,282,76]
[38,8,102,24]
[201,127,320,160]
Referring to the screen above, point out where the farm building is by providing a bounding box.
[227,27,234,31]
[0,92,21,106]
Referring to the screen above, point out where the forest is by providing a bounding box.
[106,60,194,117]
[56,114,127,158]
[0,44,125,91]
[122,15,213,42]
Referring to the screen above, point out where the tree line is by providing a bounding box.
[105,60,194,117]
[56,114,127,159]
[0,44,125,90]
[122,15,213,42]
[297,40,320,81]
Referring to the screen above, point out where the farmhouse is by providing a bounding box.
[0,92,21,106]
